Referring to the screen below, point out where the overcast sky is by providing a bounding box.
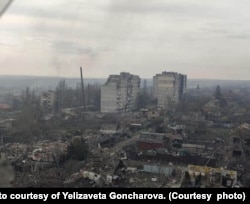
[0,0,250,80]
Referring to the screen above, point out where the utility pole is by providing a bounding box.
[80,67,85,111]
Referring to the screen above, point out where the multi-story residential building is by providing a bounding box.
[40,91,55,112]
[101,72,140,113]
[153,71,187,109]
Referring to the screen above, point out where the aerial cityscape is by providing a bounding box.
[1,1,250,189]
[0,71,250,188]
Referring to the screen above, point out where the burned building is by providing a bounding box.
[181,144,206,155]
[101,72,140,113]
[40,91,55,112]
[97,124,123,147]
[100,124,122,135]
[0,140,68,172]
[138,132,168,150]
[230,123,250,160]
[153,71,187,109]
[181,165,237,188]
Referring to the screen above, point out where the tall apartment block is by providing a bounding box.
[40,91,55,112]
[101,72,141,113]
[153,71,187,109]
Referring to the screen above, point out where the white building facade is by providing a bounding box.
[153,71,187,109]
[101,72,140,113]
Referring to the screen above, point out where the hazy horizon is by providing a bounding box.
[1,73,250,81]
[1,74,250,93]
[1,1,250,80]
